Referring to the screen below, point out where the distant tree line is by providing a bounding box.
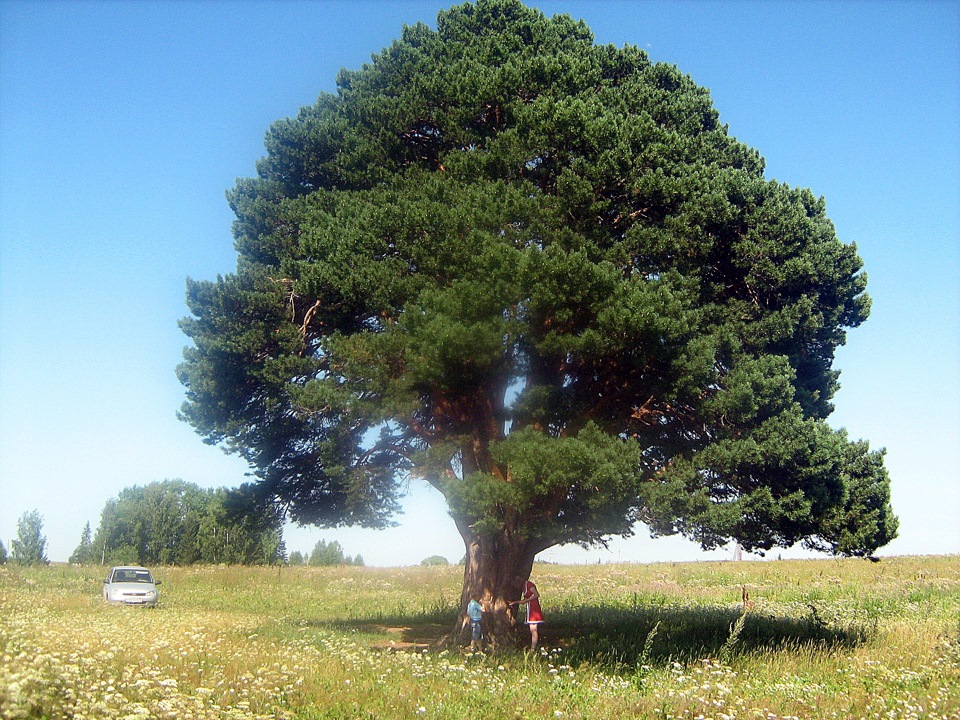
[5,487,367,568]
[287,540,364,567]
[72,479,286,566]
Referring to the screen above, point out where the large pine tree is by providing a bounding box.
[178,0,896,643]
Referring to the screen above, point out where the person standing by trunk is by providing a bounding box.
[467,594,484,651]
[511,577,544,651]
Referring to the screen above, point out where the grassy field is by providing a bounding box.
[1,556,958,719]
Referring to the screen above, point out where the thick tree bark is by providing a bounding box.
[451,516,539,650]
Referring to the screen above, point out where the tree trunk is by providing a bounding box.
[452,521,539,650]
[443,401,548,649]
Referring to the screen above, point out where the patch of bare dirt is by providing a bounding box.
[364,623,450,650]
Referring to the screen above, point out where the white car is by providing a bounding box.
[102,566,161,607]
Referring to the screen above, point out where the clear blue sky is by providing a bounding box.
[1,0,957,565]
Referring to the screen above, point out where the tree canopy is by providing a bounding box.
[91,480,286,566]
[308,539,364,566]
[69,522,97,565]
[12,510,49,566]
[178,0,896,637]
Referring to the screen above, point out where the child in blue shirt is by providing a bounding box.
[467,595,483,650]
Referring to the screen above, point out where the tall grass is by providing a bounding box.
[1,556,958,719]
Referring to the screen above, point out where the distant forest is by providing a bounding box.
[69,479,370,567]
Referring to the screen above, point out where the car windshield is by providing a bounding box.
[113,570,153,583]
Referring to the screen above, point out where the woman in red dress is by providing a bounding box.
[512,578,544,650]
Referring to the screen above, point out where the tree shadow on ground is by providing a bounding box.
[290,601,875,670]
[542,603,875,668]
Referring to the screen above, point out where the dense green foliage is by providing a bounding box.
[89,479,285,566]
[69,522,96,565]
[11,510,49,566]
[178,0,896,602]
[308,539,364,566]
